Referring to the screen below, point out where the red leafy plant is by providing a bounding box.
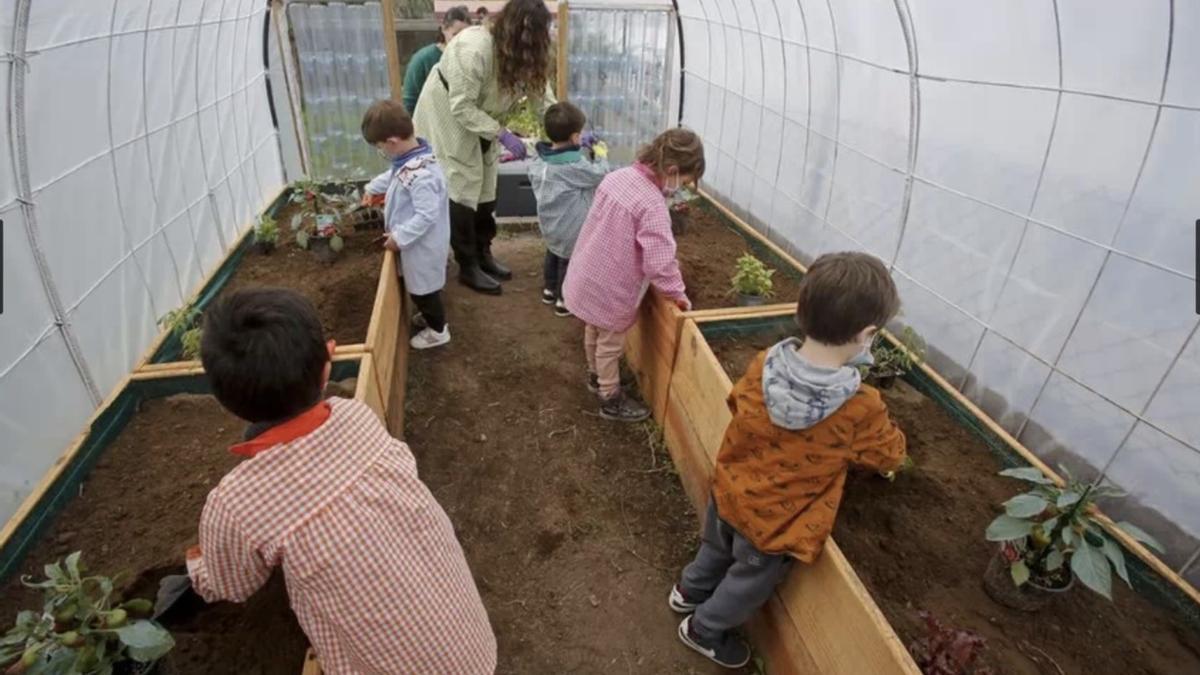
[908,611,994,675]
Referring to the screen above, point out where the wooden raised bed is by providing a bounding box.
[642,193,1200,673]
[1,186,409,674]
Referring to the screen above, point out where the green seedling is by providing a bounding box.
[158,306,202,361]
[729,253,776,299]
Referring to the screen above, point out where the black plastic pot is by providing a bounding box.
[736,293,766,307]
[309,235,339,264]
[982,545,1075,612]
[253,240,275,255]
[866,369,903,389]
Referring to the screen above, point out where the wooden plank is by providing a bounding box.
[364,251,402,426]
[776,539,919,675]
[131,350,366,382]
[661,392,715,515]
[745,595,820,675]
[355,353,386,421]
[689,303,796,324]
[556,2,569,100]
[380,0,404,100]
[668,321,733,461]
[301,648,322,675]
[385,291,410,438]
[624,289,684,422]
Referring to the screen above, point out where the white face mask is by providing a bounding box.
[848,334,876,368]
[662,175,682,199]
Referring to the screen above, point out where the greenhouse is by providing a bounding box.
[0,1,1197,673]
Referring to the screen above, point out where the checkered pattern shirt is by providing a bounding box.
[187,398,496,674]
[562,163,689,332]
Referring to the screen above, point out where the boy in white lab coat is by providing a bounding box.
[361,100,452,349]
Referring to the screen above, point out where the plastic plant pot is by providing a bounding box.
[736,293,766,307]
[982,544,1076,612]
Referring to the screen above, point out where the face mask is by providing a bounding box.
[848,335,875,368]
[662,176,682,199]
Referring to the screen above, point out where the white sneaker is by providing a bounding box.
[410,325,450,350]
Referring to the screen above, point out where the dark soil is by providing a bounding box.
[710,334,1200,674]
[674,205,801,310]
[217,201,382,345]
[402,232,747,673]
[0,381,358,674]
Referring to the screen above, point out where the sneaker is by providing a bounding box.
[541,289,556,305]
[588,371,637,394]
[410,325,451,350]
[554,299,572,318]
[599,391,650,423]
[668,584,700,614]
[678,616,751,669]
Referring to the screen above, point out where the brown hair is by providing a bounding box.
[795,252,900,346]
[544,102,586,143]
[636,128,706,181]
[360,99,414,143]
[438,6,471,43]
[491,0,552,97]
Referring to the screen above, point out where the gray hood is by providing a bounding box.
[762,338,868,430]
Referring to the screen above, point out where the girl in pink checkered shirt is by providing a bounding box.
[562,129,706,422]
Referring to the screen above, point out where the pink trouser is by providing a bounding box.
[584,324,626,399]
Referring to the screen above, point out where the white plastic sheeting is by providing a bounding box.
[676,0,1200,581]
[0,0,283,523]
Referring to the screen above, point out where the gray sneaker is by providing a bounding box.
[599,391,650,423]
[678,615,751,669]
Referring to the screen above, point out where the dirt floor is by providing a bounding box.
[215,201,382,345]
[402,232,750,674]
[710,334,1200,674]
[0,381,357,674]
[674,205,801,310]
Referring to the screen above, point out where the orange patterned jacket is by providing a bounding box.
[713,351,907,562]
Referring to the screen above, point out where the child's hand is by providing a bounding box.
[880,456,915,482]
[674,297,692,312]
[378,234,400,252]
[362,192,385,207]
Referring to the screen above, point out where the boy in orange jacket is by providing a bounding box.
[670,252,908,668]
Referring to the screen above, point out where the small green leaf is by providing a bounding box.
[1071,542,1113,600]
[998,467,1054,485]
[295,230,309,249]
[1116,521,1166,554]
[114,621,175,662]
[1056,463,1073,481]
[1010,560,1030,586]
[986,515,1034,542]
[1062,527,1076,548]
[1056,491,1082,509]
[42,562,66,584]
[329,234,344,253]
[64,552,82,582]
[1045,548,1065,571]
[1040,516,1059,536]
[1101,536,1131,588]
[1005,493,1049,518]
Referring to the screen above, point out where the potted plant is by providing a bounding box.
[289,179,358,264]
[253,214,279,255]
[0,552,174,674]
[983,466,1165,611]
[158,306,202,361]
[859,326,925,388]
[729,253,775,306]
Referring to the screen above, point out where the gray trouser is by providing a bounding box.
[681,499,794,641]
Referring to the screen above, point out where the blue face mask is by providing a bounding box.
[848,336,875,367]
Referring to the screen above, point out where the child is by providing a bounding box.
[528,101,610,317]
[669,252,908,668]
[188,288,496,674]
[561,128,702,422]
[361,99,452,350]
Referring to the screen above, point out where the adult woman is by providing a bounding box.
[414,0,555,295]
[402,6,472,115]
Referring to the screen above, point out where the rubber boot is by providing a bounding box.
[458,264,502,295]
[475,201,512,280]
[479,247,512,281]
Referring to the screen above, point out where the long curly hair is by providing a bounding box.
[491,0,553,97]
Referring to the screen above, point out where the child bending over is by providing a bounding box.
[670,252,908,668]
[188,288,495,674]
[362,99,453,350]
[562,128,703,422]
[528,101,610,317]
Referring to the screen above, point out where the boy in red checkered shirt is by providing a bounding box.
[182,288,495,674]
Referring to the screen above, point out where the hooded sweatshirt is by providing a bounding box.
[528,141,609,258]
[711,340,907,562]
